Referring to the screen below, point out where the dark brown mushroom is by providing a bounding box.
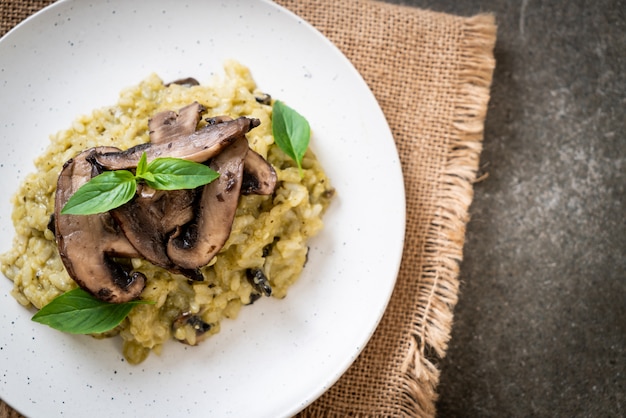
[110,186,203,281]
[196,114,276,196]
[192,114,275,195]
[92,116,260,171]
[241,149,277,195]
[54,103,276,301]
[166,136,249,269]
[54,147,146,303]
[148,102,205,144]
[164,77,200,87]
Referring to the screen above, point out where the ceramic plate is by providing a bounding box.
[0,0,405,416]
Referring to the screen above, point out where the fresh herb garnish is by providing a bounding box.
[60,170,137,216]
[61,152,219,215]
[31,288,154,334]
[272,100,310,174]
[136,156,219,190]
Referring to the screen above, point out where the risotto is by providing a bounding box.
[0,61,334,364]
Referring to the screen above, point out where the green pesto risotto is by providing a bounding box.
[0,61,334,364]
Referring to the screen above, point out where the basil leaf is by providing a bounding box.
[135,151,149,178]
[272,100,310,172]
[32,288,153,334]
[61,170,137,215]
[60,154,218,216]
[143,157,220,190]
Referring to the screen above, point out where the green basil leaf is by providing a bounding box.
[142,157,220,190]
[61,170,137,215]
[32,288,153,334]
[272,100,310,172]
[136,151,149,178]
[139,170,156,184]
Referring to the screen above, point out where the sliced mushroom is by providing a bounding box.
[54,103,276,300]
[54,147,146,303]
[110,187,203,281]
[148,102,205,144]
[164,77,200,87]
[167,136,249,269]
[92,116,260,171]
[241,149,277,195]
[191,114,275,195]
[197,114,276,196]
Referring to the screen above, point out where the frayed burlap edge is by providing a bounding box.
[0,3,497,417]
[399,14,497,417]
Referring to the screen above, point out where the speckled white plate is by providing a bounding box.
[0,1,405,417]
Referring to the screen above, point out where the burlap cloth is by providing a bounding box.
[0,0,496,416]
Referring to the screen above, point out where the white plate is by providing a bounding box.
[0,1,405,417]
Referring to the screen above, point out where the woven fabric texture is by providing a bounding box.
[0,0,496,417]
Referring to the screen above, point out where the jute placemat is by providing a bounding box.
[0,0,496,416]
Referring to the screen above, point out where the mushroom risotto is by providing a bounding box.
[0,61,334,364]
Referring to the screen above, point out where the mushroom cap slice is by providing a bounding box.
[54,147,146,303]
[148,102,205,144]
[241,149,277,195]
[167,136,249,269]
[194,114,276,196]
[92,116,260,171]
[110,187,202,280]
[164,77,200,87]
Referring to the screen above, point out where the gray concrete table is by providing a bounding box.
[383,0,625,416]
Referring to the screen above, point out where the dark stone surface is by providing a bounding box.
[384,0,625,416]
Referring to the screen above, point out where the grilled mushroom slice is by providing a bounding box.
[164,77,200,87]
[92,116,260,171]
[148,102,205,144]
[189,113,276,196]
[167,136,249,269]
[241,149,277,195]
[201,115,276,196]
[110,186,203,281]
[54,147,146,303]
